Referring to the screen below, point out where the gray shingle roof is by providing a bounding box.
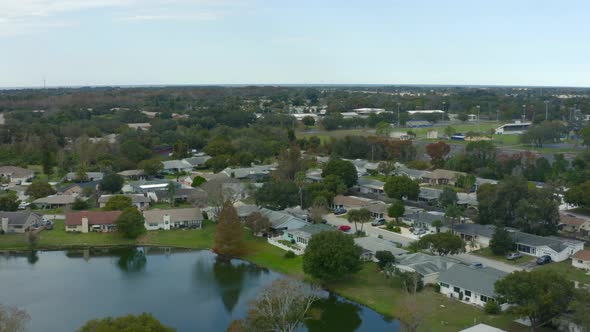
[354,237,408,256]
[65,172,104,182]
[0,211,42,226]
[259,208,307,230]
[98,194,151,204]
[143,208,203,224]
[395,253,458,276]
[183,156,211,167]
[162,159,193,170]
[289,223,334,238]
[454,223,496,239]
[357,178,385,189]
[437,264,507,298]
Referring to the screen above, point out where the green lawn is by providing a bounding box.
[537,260,590,285]
[471,247,535,266]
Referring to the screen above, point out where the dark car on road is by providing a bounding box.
[536,255,551,265]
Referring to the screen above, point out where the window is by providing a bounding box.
[579,260,583,263]
[453,287,460,293]
[480,295,488,303]
[288,233,293,239]
[440,283,449,288]
[464,290,471,297]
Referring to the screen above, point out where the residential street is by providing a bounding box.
[452,253,527,273]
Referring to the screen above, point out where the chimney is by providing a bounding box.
[1,217,8,233]
[82,217,89,233]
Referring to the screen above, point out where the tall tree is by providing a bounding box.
[322,158,358,188]
[425,141,450,167]
[275,145,303,181]
[417,232,465,256]
[438,187,458,207]
[172,140,189,159]
[138,159,163,177]
[388,201,405,222]
[495,270,575,331]
[214,201,245,258]
[25,181,55,199]
[244,212,271,236]
[100,173,124,194]
[303,231,362,281]
[384,175,419,200]
[489,227,515,255]
[255,181,299,210]
[115,207,146,239]
[347,208,371,233]
[103,195,132,211]
[0,192,20,211]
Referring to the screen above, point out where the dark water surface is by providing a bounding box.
[0,248,400,332]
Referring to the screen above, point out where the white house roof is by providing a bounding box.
[460,324,507,332]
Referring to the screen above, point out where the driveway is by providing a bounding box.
[43,214,65,220]
[452,253,528,273]
[324,214,415,246]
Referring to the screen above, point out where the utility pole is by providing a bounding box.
[397,102,401,127]
[544,100,549,121]
[522,104,526,123]
[442,101,446,122]
[476,105,480,132]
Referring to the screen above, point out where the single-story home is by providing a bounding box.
[331,195,375,210]
[453,223,496,248]
[354,236,407,261]
[0,211,42,233]
[127,123,151,131]
[395,163,427,180]
[98,194,151,210]
[283,223,334,247]
[459,324,506,332]
[559,213,590,236]
[572,250,590,271]
[64,172,104,182]
[355,178,385,196]
[33,194,84,209]
[143,208,203,230]
[403,209,448,233]
[509,230,584,262]
[128,180,177,194]
[154,188,207,205]
[421,169,466,186]
[57,181,99,196]
[393,252,459,284]
[221,164,276,180]
[0,166,34,185]
[346,159,379,176]
[235,204,261,221]
[117,169,147,181]
[365,201,388,219]
[438,264,507,307]
[305,168,323,183]
[162,160,193,174]
[65,210,122,233]
[259,208,307,233]
[183,156,211,169]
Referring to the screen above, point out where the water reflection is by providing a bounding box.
[27,250,39,265]
[305,294,362,332]
[114,247,147,273]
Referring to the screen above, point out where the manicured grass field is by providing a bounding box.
[536,260,590,285]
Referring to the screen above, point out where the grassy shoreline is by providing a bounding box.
[0,221,546,332]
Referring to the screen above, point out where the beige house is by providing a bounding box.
[65,211,122,233]
[422,169,466,186]
[0,166,34,185]
[572,250,590,271]
[143,208,203,231]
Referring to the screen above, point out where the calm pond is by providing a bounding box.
[0,248,400,332]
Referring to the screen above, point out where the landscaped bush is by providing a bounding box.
[432,283,441,293]
[284,250,296,259]
[484,300,501,315]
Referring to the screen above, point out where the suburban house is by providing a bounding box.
[437,264,507,307]
[283,223,334,247]
[453,223,585,262]
[365,201,388,219]
[0,211,42,233]
[419,187,478,207]
[395,163,428,180]
[127,180,177,194]
[572,250,590,271]
[403,209,448,233]
[183,156,211,169]
[354,236,407,261]
[235,204,261,221]
[393,253,459,284]
[559,212,590,237]
[259,208,307,233]
[64,172,104,182]
[331,195,375,210]
[117,169,147,181]
[57,181,99,196]
[65,210,122,233]
[143,208,203,230]
[305,168,323,183]
[154,188,208,206]
[355,178,385,196]
[346,159,379,176]
[33,194,84,209]
[459,324,507,332]
[127,123,152,131]
[0,166,34,185]
[162,160,193,174]
[98,194,151,210]
[421,169,466,186]
[221,164,276,180]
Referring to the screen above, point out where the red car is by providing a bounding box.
[338,225,351,232]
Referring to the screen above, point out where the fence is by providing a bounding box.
[267,237,304,255]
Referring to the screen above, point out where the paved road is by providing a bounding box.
[324,214,414,246]
[42,214,65,220]
[452,253,527,273]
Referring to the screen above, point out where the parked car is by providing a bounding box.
[413,228,427,235]
[338,225,351,232]
[536,255,551,265]
[333,208,347,215]
[506,252,522,260]
[470,262,484,268]
[18,202,30,210]
[371,218,386,226]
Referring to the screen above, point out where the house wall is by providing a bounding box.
[439,282,494,307]
[573,259,590,271]
[516,242,583,262]
[66,225,84,232]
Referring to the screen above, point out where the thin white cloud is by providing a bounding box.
[117,13,219,22]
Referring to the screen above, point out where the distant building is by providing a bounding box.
[572,250,590,271]
[64,172,104,182]
[98,194,151,210]
[353,108,386,115]
[127,123,152,131]
[426,130,438,139]
[459,324,506,332]
[407,110,444,115]
[65,211,122,233]
[0,166,34,185]
[143,208,203,230]
[494,121,531,135]
[0,211,42,233]
[162,160,193,174]
[394,253,459,284]
[421,169,466,186]
[33,194,84,209]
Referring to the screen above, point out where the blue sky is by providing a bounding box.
[1,0,589,87]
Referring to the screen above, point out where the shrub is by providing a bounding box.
[375,250,395,269]
[284,250,296,259]
[202,211,209,220]
[432,283,441,293]
[484,300,501,315]
[392,226,401,233]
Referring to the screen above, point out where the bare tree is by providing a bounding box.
[229,278,320,332]
[397,292,432,332]
[0,304,30,332]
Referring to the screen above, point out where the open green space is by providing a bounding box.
[536,260,590,285]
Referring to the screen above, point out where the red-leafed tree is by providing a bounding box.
[425,141,451,167]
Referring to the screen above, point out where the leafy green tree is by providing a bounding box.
[581,127,590,149]
[103,195,132,211]
[0,192,20,211]
[191,176,206,187]
[564,180,590,208]
[495,270,575,331]
[384,175,419,200]
[377,161,396,176]
[444,204,462,231]
[172,140,189,159]
[41,142,56,177]
[302,116,315,127]
[347,208,371,233]
[564,289,590,331]
[77,313,175,332]
[520,121,565,148]
[417,232,465,256]
[244,212,271,236]
[431,219,443,233]
[75,163,89,182]
[303,231,362,281]
[214,201,245,258]
[375,250,395,269]
[205,155,231,173]
[439,187,458,207]
[444,126,456,137]
[489,227,515,255]
[115,207,146,239]
[387,201,405,221]
[72,197,89,210]
[25,181,56,199]
[455,174,476,191]
[322,174,346,195]
[100,173,124,193]
[322,158,358,188]
[138,159,163,177]
[255,181,299,210]
[375,121,392,137]
[120,141,152,163]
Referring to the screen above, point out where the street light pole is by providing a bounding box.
[544,100,549,121]
[476,105,480,132]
